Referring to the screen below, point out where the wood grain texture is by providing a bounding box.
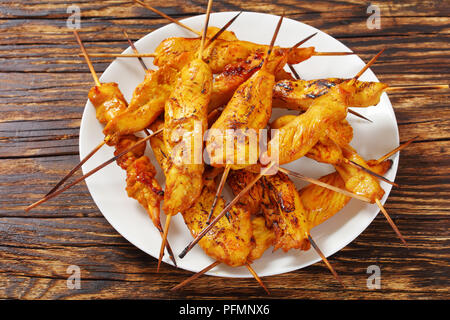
[0,0,449,300]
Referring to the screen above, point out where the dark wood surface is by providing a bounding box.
[0,0,449,300]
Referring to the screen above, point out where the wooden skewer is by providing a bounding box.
[386,84,449,92]
[344,159,399,187]
[288,64,301,79]
[82,53,156,58]
[278,167,372,203]
[73,30,100,87]
[157,214,172,272]
[265,13,284,59]
[25,129,162,212]
[308,234,345,287]
[349,49,385,85]
[206,165,230,224]
[314,51,354,56]
[348,109,373,122]
[375,198,408,247]
[246,263,270,295]
[46,31,105,196]
[198,0,214,59]
[45,140,106,196]
[205,11,242,48]
[376,136,418,164]
[290,32,318,51]
[372,140,417,246]
[123,30,149,71]
[133,0,201,36]
[171,261,221,291]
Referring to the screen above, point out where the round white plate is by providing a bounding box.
[79,11,399,278]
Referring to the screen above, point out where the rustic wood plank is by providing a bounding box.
[1,0,449,20]
[0,214,448,299]
[0,0,448,300]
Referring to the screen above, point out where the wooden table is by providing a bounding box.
[0,0,448,300]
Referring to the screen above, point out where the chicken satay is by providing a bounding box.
[262,172,311,252]
[206,24,288,169]
[150,119,255,267]
[273,78,388,111]
[154,37,325,73]
[227,169,273,216]
[182,174,254,267]
[247,216,275,262]
[260,83,354,167]
[102,27,238,144]
[163,55,212,216]
[113,134,147,170]
[103,65,179,145]
[300,159,393,230]
[125,156,164,232]
[88,82,128,125]
[157,3,216,270]
[228,169,310,252]
[270,115,353,165]
[335,146,386,203]
[79,25,172,263]
[113,134,166,236]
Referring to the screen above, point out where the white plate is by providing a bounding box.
[79,11,399,278]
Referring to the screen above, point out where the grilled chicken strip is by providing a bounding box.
[154,37,318,73]
[273,78,388,111]
[88,82,128,125]
[163,56,212,216]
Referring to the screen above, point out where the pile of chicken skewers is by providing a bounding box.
[26,1,448,293]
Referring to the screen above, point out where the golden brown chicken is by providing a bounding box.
[260,83,353,168]
[300,159,393,229]
[153,36,320,73]
[335,146,386,203]
[125,156,164,232]
[150,119,255,267]
[163,55,212,216]
[182,174,254,267]
[273,78,388,111]
[263,172,311,252]
[248,216,275,262]
[270,115,353,165]
[103,65,179,145]
[228,169,310,252]
[88,82,128,125]
[206,50,288,169]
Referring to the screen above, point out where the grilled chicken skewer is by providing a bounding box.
[228,169,344,286]
[102,15,242,145]
[157,0,215,271]
[150,118,269,292]
[205,14,286,223]
[178,51,385,258]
